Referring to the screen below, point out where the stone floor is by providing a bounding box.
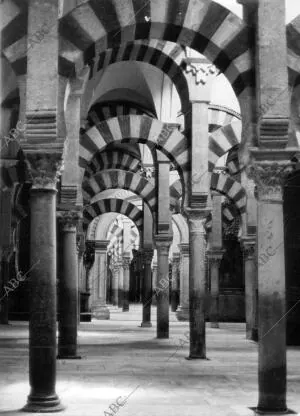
[0,305,300,416]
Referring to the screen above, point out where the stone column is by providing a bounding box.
[122,257,130,312]
[155,236,172,338]
[22,153,64,412]
[57,211,81,359]
[152,262,158,306]
[241,238,257,341]
[248,158,294,413]
[0,247,13,324]
[141,249,154,327]
[186,209,208,359]
[92,241,110,320]
[171,254,180,312]
[207,251,224,328]
[118,260,124,309]
[112,262,119,307]
[176,244,189,321]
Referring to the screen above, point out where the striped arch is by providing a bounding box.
[82,169,156,212]
[208,105,241,133]
[86,101,156,126]
[226,145,240,176]
[287,16,300,88]
[57,0,254,98]
[83,198,143,232]
[170,171,247,215]
[90,42,190,106]
[205,203,237,232]
[210,172,246,214]
[209,119,242,172]
[84,150,141,179]
[80,115,189,174]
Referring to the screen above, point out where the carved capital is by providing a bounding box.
[57,210,82,231]
[142,249,154,265]
[247,162,293,200]
[185,208,209,234]
[154,235,172,255]
[184,60,219,85]
[241,238,256,260]
[178,243,189,256]
[207,249,224,266]
[25,152,64,191]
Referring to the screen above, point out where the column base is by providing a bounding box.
[141,322,152,328]
[57,355,81,360]
[22,394,65,413]
[247,328,258,342]
[186,355,208,360]
[93,305,110,320]
[176,307,189,321]
[251,407,291,415]
[157,333,169,339]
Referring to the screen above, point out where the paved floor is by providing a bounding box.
[0,305,300,416]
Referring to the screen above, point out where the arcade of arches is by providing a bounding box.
[1,0,300,414]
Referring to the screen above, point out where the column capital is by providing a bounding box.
[94,240,109,253]
[172,252,181,263]
[240,238,256,260]
[23,142,65,191]
[154,235,173,255]
[57,210,82,231]
[207,249,225,266]
[178,243,189,256]
[247,158,295,201]
[184,208,210,233]
[183,58,219,87]
[142,249,154,265]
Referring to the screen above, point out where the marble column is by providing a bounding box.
[112,263,119,307]
[152,262,158,306]
[155,236,172,338]
[171,254,180,312]
[176,244,189,321]
[241,238,258,341]
[141,249,154,327]
[118,261,124,309]
[186,209,208,359]
[92,241,110,320]
[207,251,224,329]
[22,155,64,412]
[57,211,81,359]
[122,257,130,312]
[248,159,293,413]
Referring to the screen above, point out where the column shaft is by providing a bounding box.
[187,210,208,359]
[118,264,124,308]
[24,189,63,412]
[155,239,171,338]
[58,213,81,359]
[123,258,130,312]
[176,245,189,321]
[141,250,153,327]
